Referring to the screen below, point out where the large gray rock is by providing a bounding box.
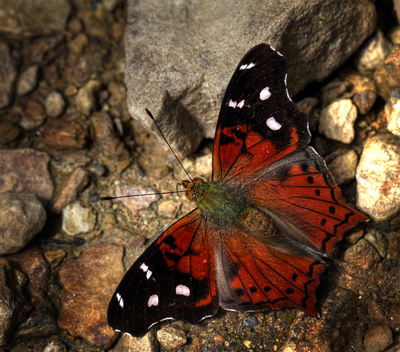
[124,0,377,155]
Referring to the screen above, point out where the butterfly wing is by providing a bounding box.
[107,209,218,337]
[245,147,369,255]
[214,224,325,316]
[212,44,310,183]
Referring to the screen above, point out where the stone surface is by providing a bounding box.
[0,259,31,346]
[52,167,89,215]
[61,201,96,236]
[363,325,393,352]
[110,332,157,352]
[325,149,358,186]
[354,30,392,75]
[353,90,377,115]
[45,91,66,118]
[42,119,87,149]
[0,40,17,109]
[0,149,54,205]
[16,65,39,96]
[319,99,358,143]
[157,326,187,350]
[115,185,160,217]
[385,88,400,137]
[91,111,130,173]
[58,242,123,348]
[374,45,400,100]
[20,99,46,130]
[0,0,71,39]
[75,80,101,115]
[43,340,67,352]
[0,121,20,145]
[344,239,381,270]
[356,134,400,223]
[124,0,376,155]
[0,192,46,256]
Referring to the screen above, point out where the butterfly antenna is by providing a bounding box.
[100,190,187,201]
[145,108,193,182]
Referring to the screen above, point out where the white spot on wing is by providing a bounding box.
[237,99,245,108]
[260,87,271,100]
[140,263,148,272]
[176,284,190,296]
[270,45,283,56]
[116,293,124,308]
[266,117,282,131]
[240,62,256,70]
[284,73,292,101]
[228,99,237,108]
[146,270,152,280]
[148,294,159,307]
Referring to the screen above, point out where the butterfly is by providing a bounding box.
[107,44,368,337]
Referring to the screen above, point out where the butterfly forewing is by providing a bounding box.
[213,44,310,183]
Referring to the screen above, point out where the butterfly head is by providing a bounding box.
[181,177,206,201]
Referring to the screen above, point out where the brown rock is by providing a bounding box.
[91,111,130,172]
[58,242,124,348]
[157,326,187,350]
[42,119,87,149]
[0,121,20,145]
[52,167,89,214]
[363,325,393,352]
[0,259,31,346]
[25,34,65,66]
[20,99,46,130]
[352,90,377,115]
[0,149,54,205]
[111,332,157,352]
[115,185,159,217]
[374,45,400,100]
[0,192,46,256]
[344,239,381,270]
[0,40,17,109]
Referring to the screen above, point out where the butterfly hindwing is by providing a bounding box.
[107,209,218,336]
[245,147,369,255]
[214,225,326,316]
[213,44,310,183]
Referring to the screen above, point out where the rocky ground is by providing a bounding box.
[1,0,400,351]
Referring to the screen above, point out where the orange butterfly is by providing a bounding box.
[107,44,368,336]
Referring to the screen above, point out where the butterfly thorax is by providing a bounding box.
[183,178,250,228]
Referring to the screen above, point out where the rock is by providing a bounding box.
[20,99,46,130]
[157,200,180,218]
[354,30,392,75]
[356,134,400,223]
[195,154,212,178]
[374,45,400,100]
[45,91,66,118]
[0,121,20,145]
[325,149,358,186]
[107,82,127,107]
[61,202,96,236]
[344,239,381,270]
[124,0,376,155]
[43,340,67,352]
[0,149,54,205]
[110,332,157,352]
[52,167,89,215]
[353,90,377,115]
[58,242,123,348]
[43,249,67,267]
[26,34,65,66]
[364,230,388,258]
[321,79,350,107]
[68,33,89,57]
[75,80,101,115]
[319,99,358,143]
[157,326,187,350]
[0,0,71,39]
[91,111,130,173]
[9,247,57,341]
[0,40,17,109]
[16,65,39,96]
[363,325,393,352]
[0,259,31,346]
[115,185,160,217]
[0,192,46,256]
[42,119,87,149]
[385,89,400,137]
